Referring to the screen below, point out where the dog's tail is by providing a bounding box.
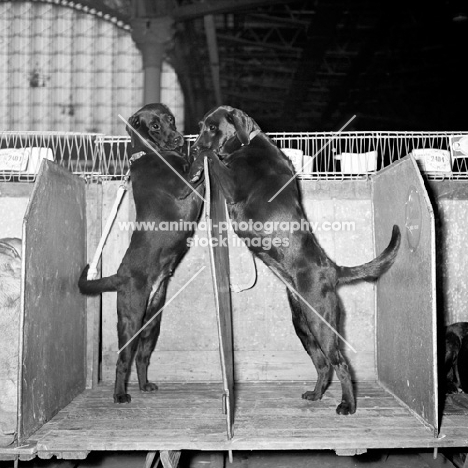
[337,225,401,285]
[78,264,120,295]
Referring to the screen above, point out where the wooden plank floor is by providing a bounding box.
[30,383,228,455]
[230,382,466,450]
[27,381,468,458]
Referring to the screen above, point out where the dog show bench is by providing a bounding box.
[0,131,468,464]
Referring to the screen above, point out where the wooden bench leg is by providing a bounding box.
[335,448,367,456]
[160,450,181,468]
[210,452,225,468]
[145,451,159,468]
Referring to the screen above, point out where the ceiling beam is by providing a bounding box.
[216,33,302,55]
[204,14,222,106]
[222,58,296,75]
[248,13,311,27]
[222,77,290,91]
[172,0,298,21]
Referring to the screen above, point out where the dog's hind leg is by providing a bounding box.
[114,278,150,403]
[288,290,332,402]
[320,329,355,415]
[292,267,355,415]
[309,294,355,415]
[135,276,169,393]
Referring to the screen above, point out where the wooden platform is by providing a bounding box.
[15,381,465,459]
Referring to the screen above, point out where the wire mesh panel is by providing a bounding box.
[2,130,468,182]
[269,131,468,180]
[0,131,102,181]
[95,131,468,181]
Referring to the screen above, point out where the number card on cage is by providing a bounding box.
[0,148,30,171]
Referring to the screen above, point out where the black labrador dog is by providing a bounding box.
[446,322,468,394]
[189,105,401,415]
[79,103,204,403]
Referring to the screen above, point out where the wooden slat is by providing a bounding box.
[298,179,372,200]
[102,350,224,383]
[0,182,34,198]
[233,349,376,382]
[145,452,157,468]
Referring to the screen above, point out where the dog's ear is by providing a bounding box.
[126,114,140,148]
[227,110,250,146]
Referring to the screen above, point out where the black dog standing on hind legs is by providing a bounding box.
[189,105,401,415]
[79,103,204,403]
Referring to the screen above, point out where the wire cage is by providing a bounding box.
[270,131,468,180]
[0,131,103,181]
[95,131,468,181]
[1,130,468,182]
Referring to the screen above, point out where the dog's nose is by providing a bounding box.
[190,145,200,157]
[173,135,183,147]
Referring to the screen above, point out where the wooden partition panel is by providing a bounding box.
[205,158,235,439]
[372,156,438,434]
[19,160,86,441]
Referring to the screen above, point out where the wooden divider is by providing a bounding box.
[204,158,235,439]
[372,156,438,434]
[19,160,86,441]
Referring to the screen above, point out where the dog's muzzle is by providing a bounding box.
[172,135,183,148]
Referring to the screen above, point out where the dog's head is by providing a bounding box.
[192,105,261,158]
[126,103,184,152]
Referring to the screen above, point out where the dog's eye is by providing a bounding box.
[151,123,161,130]
[209,124,217,132]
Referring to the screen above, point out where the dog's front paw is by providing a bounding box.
[140,382,158,393]
[446,382,460,394]
[114,393,132,404]
[336,400,355,415]
[302,390,323,401]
